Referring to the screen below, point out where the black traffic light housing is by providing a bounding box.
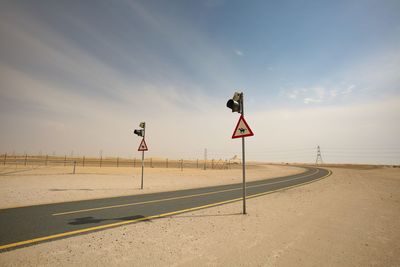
[134,129,144,137]
[226,92,243,113]
[227,99,241,112]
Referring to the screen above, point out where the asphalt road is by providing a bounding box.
[0,166,330,251]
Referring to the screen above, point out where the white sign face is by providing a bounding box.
[138,138,148,151]
[232,115,254,139]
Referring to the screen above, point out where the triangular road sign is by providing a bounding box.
[232,115,254,139]
[138,138,148,151]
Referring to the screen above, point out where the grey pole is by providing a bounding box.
[140,125,146,190]
[241,93,246,214]
[242,137,246,214]
[141,151,144,189]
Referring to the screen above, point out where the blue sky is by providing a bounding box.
[0,0,399,164]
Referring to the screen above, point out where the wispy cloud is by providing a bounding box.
[303,97,321,104]
[124,1,239,91]
[282,84,359,105]
[234,49,243,56]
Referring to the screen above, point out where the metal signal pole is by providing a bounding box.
[134,122,147,190]
[240,94,246,214]
[227,91,253,215]
[141,126,145,190]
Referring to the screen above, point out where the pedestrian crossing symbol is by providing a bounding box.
[232,115,254,139]
[138,138,148,151]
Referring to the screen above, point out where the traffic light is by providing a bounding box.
[227,92,242,113]
[134,129,144,137]
[139,122,145,128]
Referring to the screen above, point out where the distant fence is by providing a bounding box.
[0,154,241,170]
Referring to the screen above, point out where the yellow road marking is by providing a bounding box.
[53,169,318,216]
[0,169,331,251]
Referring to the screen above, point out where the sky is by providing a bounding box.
[0,0,399,164]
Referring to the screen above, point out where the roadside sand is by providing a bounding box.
[1,167,399,266]
[0,164,302,209]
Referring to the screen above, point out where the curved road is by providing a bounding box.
[0,166,331,251]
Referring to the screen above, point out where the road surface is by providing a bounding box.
[0,166,331,251]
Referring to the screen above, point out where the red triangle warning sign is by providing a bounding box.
[232,115,254,139]
[138,138,148,151]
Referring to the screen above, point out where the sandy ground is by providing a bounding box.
[0,164,302,209]
[1,166,399,266]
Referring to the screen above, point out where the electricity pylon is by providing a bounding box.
[315,145,323,165]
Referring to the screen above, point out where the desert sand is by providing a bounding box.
[0,165,399,266]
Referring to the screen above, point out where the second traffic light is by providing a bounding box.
[134,129,144,137]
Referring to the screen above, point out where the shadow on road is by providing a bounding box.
[68,215,150,225]
[68,212,241,225]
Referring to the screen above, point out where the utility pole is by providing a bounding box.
[204,148,207,170]
[315,145,323,165]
